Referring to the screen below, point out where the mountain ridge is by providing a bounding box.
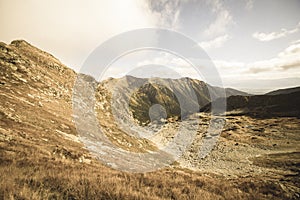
[201,90,300,118]
[97,75,249,125]
[266,86,300,95]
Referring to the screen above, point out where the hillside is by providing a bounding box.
[98,76,248,125]
[0,40,299,199]
[201,90,300,118]
[266,86,300,95]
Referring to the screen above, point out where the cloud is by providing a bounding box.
[101,41,300,86]
[135,51,202,79]
[137,52,190,68]
[203,0,233,37]
[252,22,300,41]
[128,41,300,81]
[280,62,300,70]
[245,0,254,10]
[291,39,300,45]
[247,65,274,74]
[214,60,245,69]
[247,41,300,73]
[199,34,230,50]
[278,41,300,57]
[144,0,182,29]
[213,41,300,79]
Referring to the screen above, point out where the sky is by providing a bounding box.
[1,0,300,93]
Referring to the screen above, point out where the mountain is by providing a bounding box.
[98,76,248,125]
[0,39,77,135]
[1,40,299,199]
[266,86,300,95]
[201,89,300,118]
[222,77,300,94]
[0,39,248,154]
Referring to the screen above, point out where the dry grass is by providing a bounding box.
[0,161,265,200]
[0,131,296,200]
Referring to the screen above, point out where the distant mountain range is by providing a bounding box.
[266,86,300,95]
[222,77,300,94]
[201,88,300,118]
[102,75,300,123]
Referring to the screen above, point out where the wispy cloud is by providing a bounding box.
[245,0,254,10]
[144,0,182,29]
[137,52,190,68]
[203,0,233,37]
[199,34,230,50]
[130,41,300,80]
[251,42,300,72]
[214,41,300,77]
[252,22,300,41]
[135,52,202,79]
[214,60,245,69]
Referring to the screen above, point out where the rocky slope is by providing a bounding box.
[0,40,78,147]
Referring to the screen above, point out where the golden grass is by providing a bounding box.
[0,138,294,200]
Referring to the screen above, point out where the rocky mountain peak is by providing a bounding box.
[10,39,31,47]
